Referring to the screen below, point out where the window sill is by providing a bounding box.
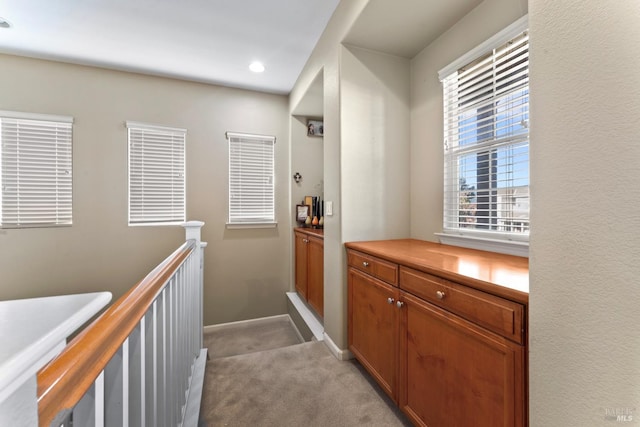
[129,221,185,227]
[1,223,72,230]
[435,232,529,258]
[226,222,277,229]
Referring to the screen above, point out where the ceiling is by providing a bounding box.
[0,0,341,95]
[292,0,483,117]
[344,0,483,58]
[0,0,486,98]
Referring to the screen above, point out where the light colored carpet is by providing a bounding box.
[203,317,303,359]
[200,341,411,427]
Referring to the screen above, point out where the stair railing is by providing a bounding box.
[37,221,207,427]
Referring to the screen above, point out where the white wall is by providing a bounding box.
[341,45,411,242]
[290,0,416,349]
[409,0,528,241]
[529,1,640,424]
[289,0,370,349]
[0,54,290,326]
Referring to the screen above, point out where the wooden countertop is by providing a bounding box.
[294,227,324,238]
[345,239,528,304]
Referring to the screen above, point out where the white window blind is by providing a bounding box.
[440,18,529,241]
[127,122,186,225]
[227,132,275,225]
[0,111,73,228]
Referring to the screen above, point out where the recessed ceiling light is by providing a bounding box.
[249,61,265,73]
[0,18,11,29]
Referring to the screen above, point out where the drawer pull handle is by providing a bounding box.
[387,297,395,305]
[396,301,404,308]
[362,261,370,267]
[436,290,446,300]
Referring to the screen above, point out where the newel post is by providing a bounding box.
[182,221,206,347]
[183,220,204,246]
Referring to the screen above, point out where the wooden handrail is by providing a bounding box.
[37,241,195,427]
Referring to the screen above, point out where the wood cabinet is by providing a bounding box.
[346,239,528,427]
[294,228,323,317]
[294,231,309,299]
[400,291,524,427]
[348,267,398,400]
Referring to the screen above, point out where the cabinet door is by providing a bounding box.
[294,232,308,299]
[307,236,324,317]
[399,291,525,427]
[348,267,399,402]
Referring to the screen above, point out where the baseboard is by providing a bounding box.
[203,314,290,333]
[323,332,353,361]
[286,292,324,341]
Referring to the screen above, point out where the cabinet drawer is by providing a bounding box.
[399,267,524,344]
[347,250,398,286]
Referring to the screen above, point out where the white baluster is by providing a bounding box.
[122,338,130,427]
[159,288,168,427]
[128,323,142,426]
[144,310,154,426]
[95,371,105,427]
[178,270,185,419]
[150,300,159,427]
[140,315,146,427]
[168,278,176,426]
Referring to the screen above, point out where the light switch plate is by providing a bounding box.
[326,201,333,216]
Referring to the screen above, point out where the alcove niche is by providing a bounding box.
[288,69,325,341]
[291,70,324,214]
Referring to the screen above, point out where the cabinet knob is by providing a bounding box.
[436,290,446,300]
[362,261,370,267]
[303,239,309,243]
[387,297,395,305]
[396,301,404,308]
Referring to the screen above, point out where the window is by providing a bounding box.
[127,121,186,225]
[439,16,529,245]
[227,132,276,227]
[0,111,73,228]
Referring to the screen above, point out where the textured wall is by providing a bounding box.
[340,45,411,243]
[0,54,290,326]
[529,0,640,425]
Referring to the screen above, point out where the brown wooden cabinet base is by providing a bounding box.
[348,267,398,401]
[294,228,323,318]
[346,240,528,427]
[399,292,525,427]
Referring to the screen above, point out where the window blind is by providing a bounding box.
[0,112,73,228]
[441,23,529,239]
[127,122,186,225]
[227,132,275,225]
